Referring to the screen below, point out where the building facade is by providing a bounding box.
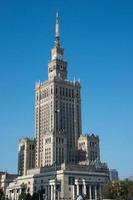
[78,134,100,162]
[0,172,18,194]
[6,164,109,200]
[35,14,82,168]
[18,138,35,176]
[109,169,119,181]
[4,13,109,200]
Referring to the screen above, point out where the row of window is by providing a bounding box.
[45,138,51,144]
[55,86,79,98]
[56,137,64,144]
[36,86,80,101]
[90,142,98,148]
[90,151,98,161]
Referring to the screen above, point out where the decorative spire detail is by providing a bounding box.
[55,12,60,47]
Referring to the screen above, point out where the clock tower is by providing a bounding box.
[35,13,81,167]
[48,13,67,80]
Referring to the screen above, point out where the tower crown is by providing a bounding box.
[48,13,67,80]
[51,12,64,61]
[55,12,60,47]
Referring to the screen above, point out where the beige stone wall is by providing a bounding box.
[78,134,100,162]
[18,138,35,176]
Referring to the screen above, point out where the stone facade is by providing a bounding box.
[78,134,100,162]
[0,172,18,194]
[109,169,119,181]
[18,138,35,176]
[6,164,108,200]
[4,13,110,200]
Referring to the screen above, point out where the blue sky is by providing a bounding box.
[0,0,133,179]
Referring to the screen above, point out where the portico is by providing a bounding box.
[74,179,102,199]
[6,164,109,200]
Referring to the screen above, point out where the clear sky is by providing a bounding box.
[0,0,133,179]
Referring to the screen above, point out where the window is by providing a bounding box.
[56,86,58,94]
[69,89,71,97]
[66,88,68,97]
[68,177,75,185]
[63,88,65,96]
[60,87,62,96]
[51,87,53,94]
[72,89,74,98]
[34,186,36,192]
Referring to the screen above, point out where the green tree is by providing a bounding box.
[127,181,133,199]
[0,189,4,200]
[18,192,27,200]
[18,192,32,200]
[31,193,39,200]
[31,189,46,200]
[102,182,113,199]
[25,193,31,200]
[102,180,133,200]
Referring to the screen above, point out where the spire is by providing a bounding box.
[55,12,60,47]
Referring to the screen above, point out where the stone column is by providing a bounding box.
[49,185,51,200]
[89,185,92,200]
[50,185,52,200]
[77,182,79,196]
[72,185,75,200]
[51,185,54,200]
[53,183,56,200]
[16,191,19,200]
[9,190,12,200]
[95,185,97,200]
[9,191,11,200]
[83,179,86,195]
[46,185,49,199]
[14,189,16,200]
[99,185,102,200]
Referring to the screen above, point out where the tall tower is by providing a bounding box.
[18,138,35,176]
[35,13,82,168]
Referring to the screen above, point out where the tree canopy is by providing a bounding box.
[0,189,4,200]
[102,180,133,200]
[18,193,31,200]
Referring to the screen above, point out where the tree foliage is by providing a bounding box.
[0,189,4,200]
[18,193,31,200]
[31,192,39,200]
[102,180,133,200]
[31,189,46,200]
[18,193,27,200]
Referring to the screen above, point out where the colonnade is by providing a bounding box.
[8,183,59,200]
[75,179,102,200]
[8,188,23,200]
[40,183,61,200]
[7,179,102,200]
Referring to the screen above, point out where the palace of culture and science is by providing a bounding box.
[1,14,109,200]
